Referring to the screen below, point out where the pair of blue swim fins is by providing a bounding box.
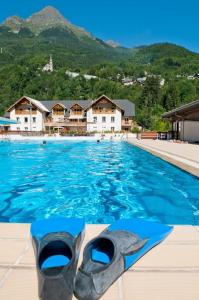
[31,218,173,300]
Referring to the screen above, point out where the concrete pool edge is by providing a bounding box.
[0,223,198,300]
[127,139,199,178]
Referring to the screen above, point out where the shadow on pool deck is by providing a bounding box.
[0,224,198,299]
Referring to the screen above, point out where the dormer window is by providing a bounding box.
[70,104,83,115]
[52,104,65,116]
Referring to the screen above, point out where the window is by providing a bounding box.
[125,118,129,124]
[111,117,115,123]
[53,105,64,115]
[93,117,97,123]
[74,108,82,112]
[111,127,115,132]
[16,117,20,122]
[102,117,106,123]
[17,127,20,131]
[24,117,28,123]
[25,127,28,131]
[33,117,36,123]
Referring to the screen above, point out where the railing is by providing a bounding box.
[45,119,65,124]
[0,130,45,136]
[70,111,83,115]
[15,110,37,115]
[92,109,116,114]
[52,112,65,116]
[65,122,86,126]
[122,120,133,126]
[0,130,95,137]
[44,121,87,127]
[69,115,85,119]
[60,132,95,137]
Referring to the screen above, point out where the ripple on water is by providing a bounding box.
[0,141,198,224]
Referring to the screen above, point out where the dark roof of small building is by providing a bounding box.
[40,100,91,110]
[162,99,199,120]
[40,99,135,117]
[114,100,135,116]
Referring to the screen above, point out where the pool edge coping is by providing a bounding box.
[127,139,199,178]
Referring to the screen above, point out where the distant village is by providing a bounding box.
[42,56,199,88]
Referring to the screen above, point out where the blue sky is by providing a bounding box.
[0,0,198,52]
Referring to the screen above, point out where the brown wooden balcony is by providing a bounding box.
[70,111,84,115]
[15,109,37,115]
[92,109,116,114]
[122,119,133,127]
[44,119,87,127]
[53,112,65,116]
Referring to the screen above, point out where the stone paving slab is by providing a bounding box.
[122,272,199,300]
[130,139,199,163]
[0,224,198,300]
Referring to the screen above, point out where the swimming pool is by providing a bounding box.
[0,140,199,225]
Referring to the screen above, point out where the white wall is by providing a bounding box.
[181,121,199,142]
[9,109,45,131]
[86,108,122,132]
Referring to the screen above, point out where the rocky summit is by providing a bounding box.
[3,6,92,37]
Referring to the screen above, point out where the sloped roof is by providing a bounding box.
[162,99,199,120]
[40,99,135,116]
[7,96,135,117]
[114,100,135,116]
[40,100,92,111]
[26,97,49,113]
[7,96,49,113]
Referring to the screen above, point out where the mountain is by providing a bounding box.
[4,16,25,33]
[131,43,197,64]
[0,6,131,68]
[0,7,198,72]
[4,6,92,37]
[2,6,197,69]
[1,7,199,131]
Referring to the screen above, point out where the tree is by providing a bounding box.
[142,77,161,107]
[163,83,180,110]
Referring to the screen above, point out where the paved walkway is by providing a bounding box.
[128,139,199,177]
[0,223,198,300]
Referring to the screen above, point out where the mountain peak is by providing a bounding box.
[26,6,70,29]
[4,16,25,32]
[2,6,92,38]
[29,6,68,21]
[41,5,60,13]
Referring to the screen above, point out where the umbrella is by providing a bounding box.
[0,117,19,125]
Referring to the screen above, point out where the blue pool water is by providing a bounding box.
[0,140,199,225]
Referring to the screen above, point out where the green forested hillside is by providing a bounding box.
[1,7,199,130]
[0,26,130,69]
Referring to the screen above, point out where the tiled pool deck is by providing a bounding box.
[0,139,199,299]
[0,224,198,300]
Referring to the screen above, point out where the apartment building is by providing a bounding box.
[6,95,135,133]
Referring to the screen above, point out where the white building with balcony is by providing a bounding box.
[6,95,135,133]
